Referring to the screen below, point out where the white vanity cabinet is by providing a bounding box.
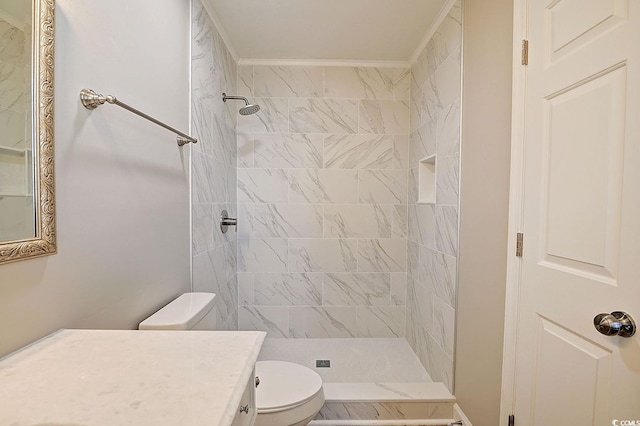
[0,329,265,426]
[232,367,258,426]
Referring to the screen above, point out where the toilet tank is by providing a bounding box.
[138,292,216,330]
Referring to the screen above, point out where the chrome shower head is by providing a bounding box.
[239,104,260,115]
[222,93,261,115]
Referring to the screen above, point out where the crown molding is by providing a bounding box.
[237,58,410,68]
[409,0,458,65]
[198,0,239,64]
[197,0,458,69]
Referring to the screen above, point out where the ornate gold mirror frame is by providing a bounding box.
[0,0,55,264]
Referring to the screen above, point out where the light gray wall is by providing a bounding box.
[0,0,191,358]
[455,0,513,423]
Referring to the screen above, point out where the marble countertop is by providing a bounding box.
[0,329,266,425]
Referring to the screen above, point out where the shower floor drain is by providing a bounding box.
[316,359,331,368]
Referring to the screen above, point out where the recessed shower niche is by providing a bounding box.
[418,154,436,204]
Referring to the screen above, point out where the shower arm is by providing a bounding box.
[222,93,250,105]
[80,88,198,146]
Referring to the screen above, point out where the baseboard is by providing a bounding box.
[454,403,473,426]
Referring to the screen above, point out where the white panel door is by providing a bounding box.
[514,0,640,424]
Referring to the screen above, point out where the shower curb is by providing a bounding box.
[314,382,455,423]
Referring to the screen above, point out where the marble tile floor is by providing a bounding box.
[258,337,431,383]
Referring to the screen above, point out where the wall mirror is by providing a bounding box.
[0,0,55,264]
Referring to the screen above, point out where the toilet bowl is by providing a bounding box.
[139,293,325,426]
[255,360,325,426]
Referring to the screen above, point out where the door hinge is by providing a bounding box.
[521,39,529,65]
[509,414,515,426]
[516,233,524,257]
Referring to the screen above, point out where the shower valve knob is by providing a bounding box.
[220,210,237,234]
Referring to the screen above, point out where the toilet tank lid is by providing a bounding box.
[139,292,216,330]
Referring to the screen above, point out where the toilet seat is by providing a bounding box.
[256,361,323,413]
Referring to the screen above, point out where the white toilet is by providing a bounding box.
[139,292,325,426]
[254,360,324,426]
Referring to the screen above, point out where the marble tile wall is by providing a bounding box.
[0,17,27,187]
[0,18,26,130]
[191,0,239,331]
[406,0,462,392]
[236,64,411,339]
[0,17,31,240]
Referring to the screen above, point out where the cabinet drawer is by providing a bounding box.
[231,368,257,426]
